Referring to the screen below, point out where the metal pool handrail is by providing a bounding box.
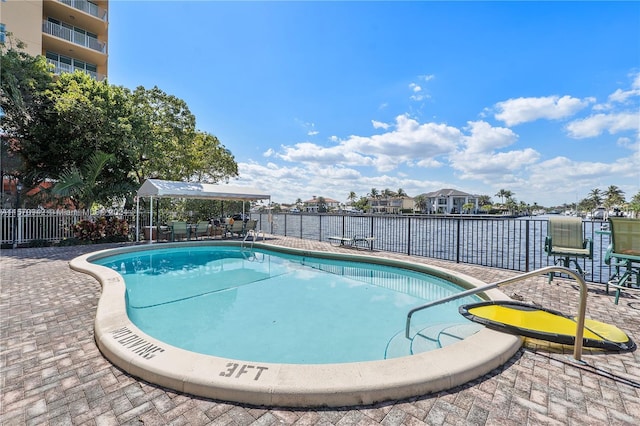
[405,266,588,361]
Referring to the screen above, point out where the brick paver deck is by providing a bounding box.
[1,237,639,425]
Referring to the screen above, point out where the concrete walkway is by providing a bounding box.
[1,237,639,425]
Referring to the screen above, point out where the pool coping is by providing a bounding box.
[69,241,522,408]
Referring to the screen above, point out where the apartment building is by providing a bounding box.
[0,0,109,80]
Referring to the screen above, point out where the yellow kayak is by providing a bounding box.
[459,301,635,352]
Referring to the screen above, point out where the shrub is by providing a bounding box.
[28,239,51,247]
[72,216,129,243]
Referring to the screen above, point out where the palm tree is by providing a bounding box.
[382,188,395,198]
[629,191,640,218]
[347,191,357,205]
[316,196,327,213]
[414,194,428,213]
[477,195,492,206]
[505,198,518,216]
[52,151,116,210]
[603,185,625,214]
[397,188,407,197]
[369,188,379,199]
[588,188,602,207]
[495,189,513,204]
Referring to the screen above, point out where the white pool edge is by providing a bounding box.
[70,241,522,408]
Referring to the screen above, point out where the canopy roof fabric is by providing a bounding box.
[137,179,270,201]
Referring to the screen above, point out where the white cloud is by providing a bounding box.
[450,148,540,181]
[495,95,592,126]
[565,112,640,138]
[609,72,640,103]
[275,115,461,172]
[463,121,518,153]
[409,75,434,101]
[449,121,535,182]
[372,120,390,130]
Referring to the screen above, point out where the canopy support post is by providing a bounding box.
[149,196,153,244]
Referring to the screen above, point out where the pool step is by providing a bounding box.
[385,322,483,359]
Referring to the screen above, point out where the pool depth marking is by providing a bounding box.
[111,327,165,360]
[220,363,269,381]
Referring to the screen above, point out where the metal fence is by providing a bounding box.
[0,209,146,246]
[252,213,613,285]
[0,209,614,285]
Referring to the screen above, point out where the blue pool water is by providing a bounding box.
[93,246,482,364]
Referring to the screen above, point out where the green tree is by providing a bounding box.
[587,188,603,207]
[6,70,138,196]
[477,195,492,206]
[51,151,126,210]
[628,191,640,218]
[369,188,379,199]
[414,194,428,213]
[480,204,493,214]
[347,191,357,205]
[129,86,237,184]
[603,185,625,213]
[397,188,407,197]
[505,198,518,216]
[316,196,327,213]
[0,41,53,186]
[189,131,238,183]
[495,189,513,204]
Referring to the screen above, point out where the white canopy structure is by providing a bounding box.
[135,179,271,242]
[137,179,271,201]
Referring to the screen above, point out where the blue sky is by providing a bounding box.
[109,1,640,207]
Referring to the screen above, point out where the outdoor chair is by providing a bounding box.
[228,220,245,238]
[604,217,640,304]
[545,216,592,282]
[193,221,210,240]
[169,221,189,241]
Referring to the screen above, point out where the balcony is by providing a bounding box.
[58,0,107,21]
[43,20,106,54]
[47,58,106,81]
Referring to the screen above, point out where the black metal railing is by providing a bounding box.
[253,213,612,285]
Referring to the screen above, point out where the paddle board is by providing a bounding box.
[459,301,635,352]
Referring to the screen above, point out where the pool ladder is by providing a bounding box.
[241,229,264,250]
[405,266,589,362]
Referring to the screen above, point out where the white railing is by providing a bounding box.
[0,209,141,245]
[42,20,106,53]
[46,59,106,81]
[59,0,107,21]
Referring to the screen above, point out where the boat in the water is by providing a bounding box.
[459,301,635,352]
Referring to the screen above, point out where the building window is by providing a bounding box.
[46,51,99,79]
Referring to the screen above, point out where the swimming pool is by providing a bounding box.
[92,246,483,364]
[71,241,521,407]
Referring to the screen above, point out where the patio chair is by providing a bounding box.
[228,220,245,238]
[545,216,592,282]
[193,221,210,240]
[604,217,640,304]
[169,221,189,241]
[244,219,257,233]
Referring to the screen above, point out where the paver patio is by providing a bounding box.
[1,237,639,425]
